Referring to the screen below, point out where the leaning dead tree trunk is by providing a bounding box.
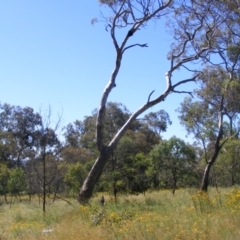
[78,0,217,203]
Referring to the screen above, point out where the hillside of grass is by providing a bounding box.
[1,188,240,240]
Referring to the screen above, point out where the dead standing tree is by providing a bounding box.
[79,0,219,202]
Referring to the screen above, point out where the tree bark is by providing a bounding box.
[78,148,112,203]
[201,96,226,191]
[200,162,212,191]
[200,137,224,192]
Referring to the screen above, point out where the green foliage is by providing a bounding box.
[126,152,152,194]
[179,65,240,144]
[61,146,93,164]
[99,134,153,196]
[227,44,240,63]
[144,110,172,135]
[0,103,42,167]
[8,168,27,195]
[64,163,86,194]
[149,136,197,191]
[214,139,240,186]
[0,164,10,196]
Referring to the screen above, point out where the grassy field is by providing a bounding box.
[0,188,240,240]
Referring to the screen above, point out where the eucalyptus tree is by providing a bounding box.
[144,110,172,137]
[178,66,240,191]
[8,168,27,199]
[0,103,42,167]
[62,119,94,165]
[64,162,87,196]
[100,124,159,200]
[177,0,240,191]
[0,164,10,201]
[214,139,240,186]
[149,136,196,194]
[79,0,222,202]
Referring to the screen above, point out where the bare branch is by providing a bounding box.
[120,0,173,51]
[110,1,126,51]
[172,75,199,89]
[172,90,194,97]
[123,43,148,53]
[147,90,155,103]
[127,0,136,21]
[96,0,173,151]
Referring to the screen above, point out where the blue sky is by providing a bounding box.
[0,1,196,142]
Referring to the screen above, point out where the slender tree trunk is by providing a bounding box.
[172,177,177,195]
[172,170,177,195]
[111,152,118,202]
[231,170,235,186]
[200,137,227,191]
[78,148,112,203]
[200,162,212,191]
[201,97,226,192]
[43,147,46,213]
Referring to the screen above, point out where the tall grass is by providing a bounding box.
[0,188,240,239]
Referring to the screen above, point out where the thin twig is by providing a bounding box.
[123,43,148,53]
[147,90,155,103]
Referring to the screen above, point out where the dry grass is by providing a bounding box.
[0,188,240,240]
